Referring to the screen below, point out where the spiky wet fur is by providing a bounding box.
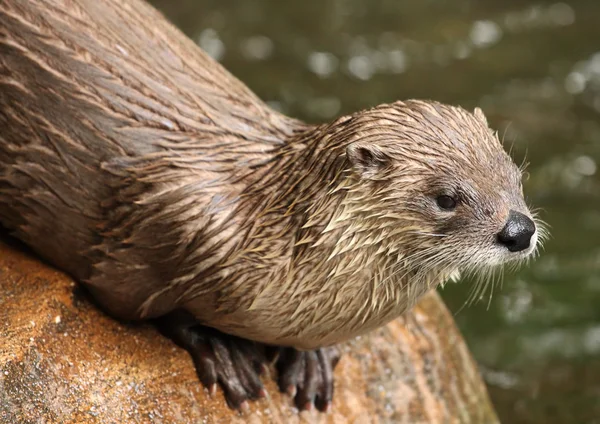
[0,10,543,349]
[0,0,545,351]
[52,100,542,350]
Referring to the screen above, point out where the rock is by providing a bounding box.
[0,235,498,423]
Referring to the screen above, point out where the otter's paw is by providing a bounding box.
[156,314,266,410]
[274,346,341,412]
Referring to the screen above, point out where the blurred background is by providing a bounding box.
[149,1,599,422]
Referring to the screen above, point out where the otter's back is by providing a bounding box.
[0,0,298,280]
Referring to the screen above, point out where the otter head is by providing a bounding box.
[343,100,544,289]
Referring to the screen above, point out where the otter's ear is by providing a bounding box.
[474,107,488,127]
[346,143,390,179]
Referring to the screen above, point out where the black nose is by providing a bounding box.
[496,210,536,252]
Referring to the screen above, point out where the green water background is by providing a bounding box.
[149,1,600,422]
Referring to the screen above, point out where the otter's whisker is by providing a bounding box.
[408,231,448,238]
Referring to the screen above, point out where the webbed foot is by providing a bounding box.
[274,346,341,412]
[156,311,342,412]
[155,311,267,410]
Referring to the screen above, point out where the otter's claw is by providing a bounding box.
[155,312,266,409]
[155,311,342,411]
[275,346,341,412]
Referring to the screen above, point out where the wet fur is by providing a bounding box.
[0,0,542,351]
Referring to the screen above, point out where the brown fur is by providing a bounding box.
[0,0,540,351]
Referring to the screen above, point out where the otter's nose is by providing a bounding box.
[496,210,536,252]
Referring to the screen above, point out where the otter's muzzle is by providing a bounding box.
[496,210,536,252]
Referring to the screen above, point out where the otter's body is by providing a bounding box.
[0,0,421,347]
[1,0,542,410]
[0,0,538,351]
[0,73,439,349]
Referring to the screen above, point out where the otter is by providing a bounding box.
[0,0,543,413]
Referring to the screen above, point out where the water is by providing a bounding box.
[149,1,600,422]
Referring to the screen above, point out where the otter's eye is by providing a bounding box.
[436,195,457,211]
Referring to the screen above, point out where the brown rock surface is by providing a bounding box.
[0,236,498,423]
